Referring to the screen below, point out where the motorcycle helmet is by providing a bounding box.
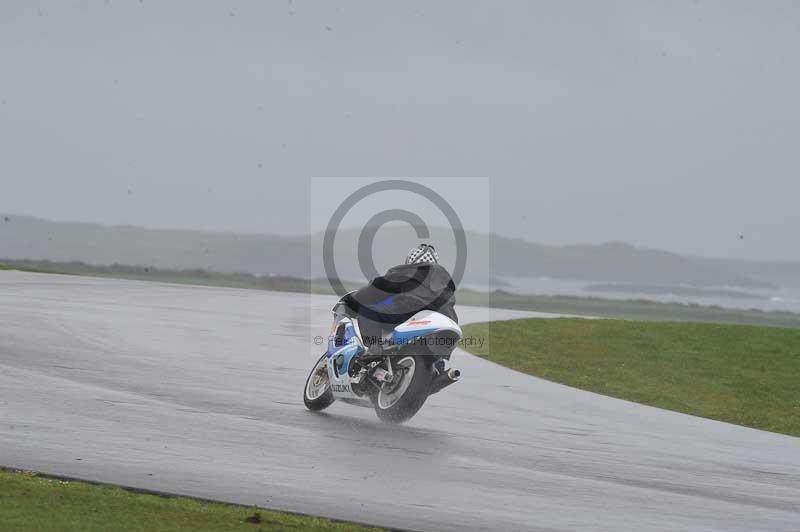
[405,243,439,265]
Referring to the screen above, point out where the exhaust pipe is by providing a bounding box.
[430,368,461,395]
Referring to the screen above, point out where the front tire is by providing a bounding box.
[304,354,334,411]
[373,355,432,424]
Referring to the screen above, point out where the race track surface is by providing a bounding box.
[1,271,798,531]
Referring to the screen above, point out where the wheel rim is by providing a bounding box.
[377,356,415,410]
[305,357,330,400]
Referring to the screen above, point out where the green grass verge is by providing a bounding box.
[0,470,384,532]
[462,318,800,436]
[0,263,54,274]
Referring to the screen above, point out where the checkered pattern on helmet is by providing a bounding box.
[405,244,439,265]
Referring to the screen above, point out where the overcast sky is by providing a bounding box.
[1,1,799,260]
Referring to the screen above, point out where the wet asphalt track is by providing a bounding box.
[0,271,798,531]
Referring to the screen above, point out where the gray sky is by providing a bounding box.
[1,1,799,260]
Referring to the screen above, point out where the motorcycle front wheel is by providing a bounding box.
[304,353,334,411]
[373,355,432,424]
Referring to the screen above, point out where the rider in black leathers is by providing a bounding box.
[342,244,457,350]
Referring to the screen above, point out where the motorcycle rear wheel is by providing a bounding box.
[373,355,432,424]
[304,354,335,411]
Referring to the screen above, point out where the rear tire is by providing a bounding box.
[304,354,334,411]
[373,355,432,424]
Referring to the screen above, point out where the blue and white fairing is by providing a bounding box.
[325,316,366,399]
[324,309,463,400]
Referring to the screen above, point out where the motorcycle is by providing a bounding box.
[303,294,463,423]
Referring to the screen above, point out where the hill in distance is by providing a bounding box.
[0,213,787,290]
